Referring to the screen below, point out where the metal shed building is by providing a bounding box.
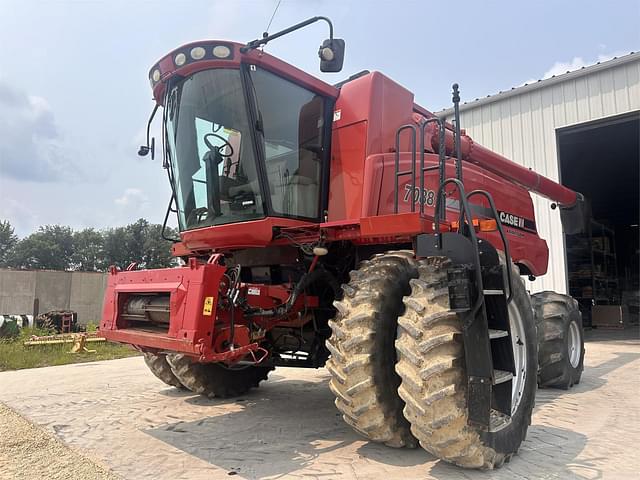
[440,53,640,299]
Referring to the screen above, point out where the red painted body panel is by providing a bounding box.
[328,121,368,221]
[364,152,548,275]
[177,217,316,252]
[101,259,317,362]
[326,73,549,274]
[101,261,225,357]
[327,74,417,222]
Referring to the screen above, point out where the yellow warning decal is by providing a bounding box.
[203,296,214,316]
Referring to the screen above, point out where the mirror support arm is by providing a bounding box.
[138,103,159,159]
[240,16,333,53]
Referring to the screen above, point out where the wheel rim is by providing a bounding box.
[568,320,581,368]
[508,301,527,416]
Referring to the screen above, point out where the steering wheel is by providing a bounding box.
[186,207,211,226]
[204,133,234,158]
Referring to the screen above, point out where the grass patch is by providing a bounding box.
[0,326,139,371]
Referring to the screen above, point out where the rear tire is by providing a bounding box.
[326,251,418,448]
[143,352,185,389]
[395,256,537,469]
[166,354,273,398]
[532,291,585,389]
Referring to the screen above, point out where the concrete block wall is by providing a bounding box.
[0,270,37,316]
[0,269,107,325]
[35,271,72,314]
[70,272,109,325]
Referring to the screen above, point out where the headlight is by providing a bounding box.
[212,45,231,58]
[320,47,334,61]
[151,69,161,82]
[190,47,206,60]
[174,53,186,66]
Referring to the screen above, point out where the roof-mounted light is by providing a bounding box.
[148,43,235,90]
[190,46,206,60]
[151,69,161,85]
[174,53,187,66]
[212,45,231,58]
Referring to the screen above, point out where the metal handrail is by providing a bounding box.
[394,124,417,213]
[452,83,463,182]
[433,178,486,320]
[419,118,446,218]
[467,190,514,304]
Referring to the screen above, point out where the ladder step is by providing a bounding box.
[493,370,513,385]
[483,289,504,295]
[489,410,512,432]
[489,329,509,340]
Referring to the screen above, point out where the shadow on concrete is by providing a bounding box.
[156,387,194,398]
[584,327,640,344]
[146,377,433,478]
[145,375,596,479]
[535,350,640,407]
[355,441,433,467]
[143,335,638,479]
[155,373,288,400]
[427,426,593,480]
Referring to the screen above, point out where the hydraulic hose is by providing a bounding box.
[245,268,339,318]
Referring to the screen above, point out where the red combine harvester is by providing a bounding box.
[101,17,586,469]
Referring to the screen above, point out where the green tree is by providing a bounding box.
[0,220,18,267]
[102,226,131,270]
[3,219,175,271]
[71,228,105,271]
[125,218,149,265]
[10,225,74,270]
[143,223,177,268]
[102,219,175,270]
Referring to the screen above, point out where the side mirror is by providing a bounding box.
[139,103,160,159]
[138,137,155,160]
[319,38,345,72]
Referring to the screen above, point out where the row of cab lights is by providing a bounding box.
[150,44,233,85]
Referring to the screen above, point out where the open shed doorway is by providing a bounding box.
[558,112,640,328]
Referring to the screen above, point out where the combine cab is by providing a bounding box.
[101,17,585,469]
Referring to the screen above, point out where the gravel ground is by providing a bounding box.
[0,403,120,480]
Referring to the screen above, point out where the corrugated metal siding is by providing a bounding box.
[452,59,640,293]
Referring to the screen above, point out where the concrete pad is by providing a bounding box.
[1,331,639,479]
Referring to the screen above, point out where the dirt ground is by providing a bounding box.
[0,329,638,480]
[0,403,120,480]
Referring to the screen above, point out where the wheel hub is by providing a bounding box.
[507,301,527,416]
[568,320,581,368]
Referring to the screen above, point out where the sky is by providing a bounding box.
[0,0,638,237]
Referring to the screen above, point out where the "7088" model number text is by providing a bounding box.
[403,184,436,206]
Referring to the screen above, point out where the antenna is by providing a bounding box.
[264,0,283,36]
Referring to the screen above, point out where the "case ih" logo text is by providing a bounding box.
[499,211,525,229]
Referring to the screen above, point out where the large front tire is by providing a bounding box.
[532,291,585,389]
[143,352,185,389]
[395,257,537,469]
[326,251,418,448]
[167,354,273,398]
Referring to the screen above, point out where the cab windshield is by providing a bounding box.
[165,68,327,231]
[166,69,263,230]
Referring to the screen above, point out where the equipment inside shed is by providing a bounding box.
[558,113,639,328]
